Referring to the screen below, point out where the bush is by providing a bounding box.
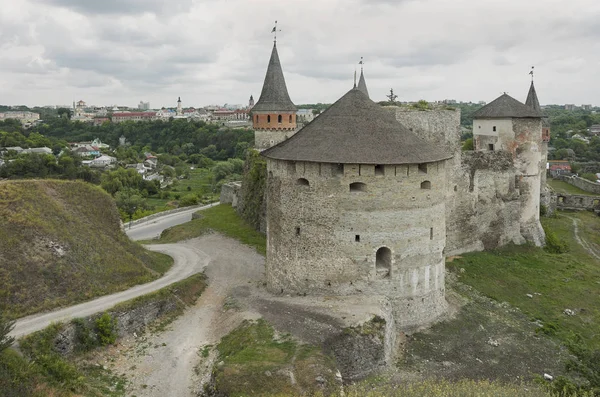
[462,138,474,151]
[0,312,15,353]
[581,173,598,182]
[94,312,117,346]
[179,194,199,207]
[544,226,569,254]
[540,204,548,217]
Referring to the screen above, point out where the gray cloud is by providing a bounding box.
[41,0,195,15]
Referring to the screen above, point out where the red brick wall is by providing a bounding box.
[253,113,296,130]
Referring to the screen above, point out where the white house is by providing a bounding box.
[89,155,116,168]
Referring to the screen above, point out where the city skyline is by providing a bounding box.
[1,0,600,107]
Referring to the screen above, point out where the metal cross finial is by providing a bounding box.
[529,66,535,82]
[271,20,281,43]
[359,56,364,72]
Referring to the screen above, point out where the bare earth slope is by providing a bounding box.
[0,180,169,318]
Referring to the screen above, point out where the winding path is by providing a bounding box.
[565,215,600,260]
[10,205,216,339]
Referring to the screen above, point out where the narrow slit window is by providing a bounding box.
[278,114,282,123]
[493,126,497,132]
[267,115,271,123]
[296,227,300,236]
[289,115,292,123]
[488,143,494,151]
[355,235,360,242]
[430,228,434,240]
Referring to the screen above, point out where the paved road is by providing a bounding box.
[126,203,219,241]
[11,204,220,339]
[10,244,210,339]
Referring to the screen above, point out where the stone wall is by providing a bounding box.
[557,175,600,195]
[266,158,448,330]
[556,193,600,211]
[254,127,300,151]
[219,181,241,208]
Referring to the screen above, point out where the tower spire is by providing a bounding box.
[271,20,281,44]
[357,57,369,98]
[525,67,541,114]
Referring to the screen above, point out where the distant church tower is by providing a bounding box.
[251,41,297,150]
[249,95,255,108]
[177,97,182,116]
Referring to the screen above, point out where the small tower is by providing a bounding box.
[471,92,544,245]
[177,97,182,116]
[249,95,255,108]
[251,41,297,150]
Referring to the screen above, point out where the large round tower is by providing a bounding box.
[262,88,453,330]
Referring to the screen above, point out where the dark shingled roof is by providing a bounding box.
[472,93,542,119]
[525,81,541,113]
[357,69,369,98]
[252,43,297,112]
[262,88,452,164]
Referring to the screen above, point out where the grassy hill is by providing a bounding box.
[0,180,172,318]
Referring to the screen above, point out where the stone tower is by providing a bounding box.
[252,42,297,150]
[526,79,551,208]
[261,87,453,330]
[177,97,182,116]
[472,93,545,245]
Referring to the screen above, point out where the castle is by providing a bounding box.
[247,40,547,330]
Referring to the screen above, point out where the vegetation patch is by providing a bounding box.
[156,204,266,254]
[209,319,339,397]
[547,179,599,196]
[0,180,173,318]
[238,149,267,231]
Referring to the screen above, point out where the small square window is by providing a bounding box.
[418,163,427,174]
[375,165,384,176]
[488,144,494,151]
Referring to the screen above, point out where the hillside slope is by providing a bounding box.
[0,180,171,318]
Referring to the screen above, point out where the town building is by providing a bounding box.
[138,101,151,110]
[112,112,157,123]
[0,111,40,125]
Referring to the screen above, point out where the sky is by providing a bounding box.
[1,0,599,108]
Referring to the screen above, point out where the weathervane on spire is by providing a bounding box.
[271,21,281,43]
[359,56,364,71]
[529,66,535,82]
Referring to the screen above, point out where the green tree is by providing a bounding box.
[0,312,15,352]
[57,108,72,119]
[115,188,148,223]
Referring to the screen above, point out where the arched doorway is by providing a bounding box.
[376,247,391,278]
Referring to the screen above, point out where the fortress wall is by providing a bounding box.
[266,158,448,328]
[445,151,525,255]
[557,175,600,195]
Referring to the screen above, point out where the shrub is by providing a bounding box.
[0,312,15,353]
[581,173,598,182]
[540,204,548,217]
[462,138,474,151]
[179,194,199,207]
[94,312,117,346]
[543,226,569,254]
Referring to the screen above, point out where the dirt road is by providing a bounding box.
[10,243,209,339]
[106,234,265,397]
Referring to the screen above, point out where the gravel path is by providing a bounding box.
[106,234,265,397]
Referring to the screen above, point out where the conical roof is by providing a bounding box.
[252,43,297,112]
[357,69,369,98]
[472,93,542,119]
[525,81,541,113]
[262,88,452,164]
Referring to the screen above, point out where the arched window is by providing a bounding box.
[376,247,391,278]
[421,181,431,190]
[289,115,293,123]
[278,114,282,123]
[296,178,309,186]
[267,115,271,123]
[350,182,367,192]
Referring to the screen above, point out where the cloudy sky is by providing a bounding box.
[1,0,599,108]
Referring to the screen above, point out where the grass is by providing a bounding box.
[211,319,339,397]
[0,179,173,319]
[547,179,599,196]
[154,204,266,255]
[447,211,600,349]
